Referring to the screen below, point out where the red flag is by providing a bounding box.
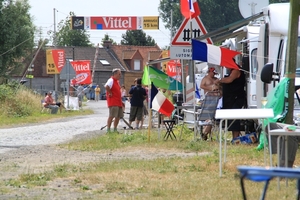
[150,83,174,117]
[180,0,201,19]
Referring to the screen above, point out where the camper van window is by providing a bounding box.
[276,39,284,74]
[251,49,258,80]
[297,37,300,70]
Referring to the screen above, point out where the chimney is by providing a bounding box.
[103,40,112,49]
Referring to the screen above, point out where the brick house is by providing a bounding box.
[15,42,163,98]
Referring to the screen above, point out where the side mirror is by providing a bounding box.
[261,63,274,84]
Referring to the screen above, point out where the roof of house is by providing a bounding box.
[56,46,125,72]
[110,44,162,69]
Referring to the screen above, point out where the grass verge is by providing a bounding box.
[3,131,300,199]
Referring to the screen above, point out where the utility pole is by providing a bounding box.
[53,8,58,98]
[285,0,300,124]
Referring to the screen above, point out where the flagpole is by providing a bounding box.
[147,65,151,142]
[189,13,197,140]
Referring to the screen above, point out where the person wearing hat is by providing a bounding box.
[43,91,59,114]
[200,67,219,94]
[200,66,220,140]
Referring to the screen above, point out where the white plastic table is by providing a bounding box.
[268,129,300,167]
[215,108,274,177]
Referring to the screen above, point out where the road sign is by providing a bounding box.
[60,61,76,80]
[26,75,34,79]
[170,46,192,59]
[171,16,212,46]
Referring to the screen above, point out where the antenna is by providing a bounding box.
[238,0,269,18]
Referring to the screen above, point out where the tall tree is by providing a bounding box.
[121,30,156,46]
[55,12,92,47]
[159,0,284,35]
[101,34,117,46]
[0,0,35,78]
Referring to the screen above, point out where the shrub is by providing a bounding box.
[0,84,42,117]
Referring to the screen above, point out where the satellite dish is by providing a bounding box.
[238,0,269,18]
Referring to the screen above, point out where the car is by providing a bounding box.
[101,93,106,100]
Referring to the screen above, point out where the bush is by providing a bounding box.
[0,84,42,117]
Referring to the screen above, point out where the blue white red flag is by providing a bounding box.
[180,0,201,19]
[192,39,241,70]
[150,83,174,117]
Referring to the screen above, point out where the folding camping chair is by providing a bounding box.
[179,91,220,140]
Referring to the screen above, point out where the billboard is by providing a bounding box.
[70,60,91,85]
[71,16,159,30]
[46,49,65,74]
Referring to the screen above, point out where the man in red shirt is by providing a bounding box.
[104,68,123,133]
[43,91,59,114]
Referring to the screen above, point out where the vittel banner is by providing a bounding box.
[46,49,65,74]
[70,60,91,85]
[71,16,159,30]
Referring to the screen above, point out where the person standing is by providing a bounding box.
[216,61,246,140]
[95,85,101,101]
[77,84,84,107]
[104,68,123,133]
[200,66,220,140]
[128,78,147,129]
[200,67,219,94]
[121,85,127,111]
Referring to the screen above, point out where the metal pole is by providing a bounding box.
[67,60,70,109]
[53,8,58,100]
[285,0,299,124]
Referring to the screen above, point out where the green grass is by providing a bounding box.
[4,130,300,199]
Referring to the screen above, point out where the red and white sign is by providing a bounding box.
[70,60,91,85]
[90,16,137,30]
[171,16,212,46]
[166,60,181,80]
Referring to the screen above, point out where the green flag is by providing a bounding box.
[142,66,183,91]
[142,66,150,85]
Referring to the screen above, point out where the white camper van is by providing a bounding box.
[205,1,300,111]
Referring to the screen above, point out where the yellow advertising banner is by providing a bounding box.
[161,50,169,72]
[46,49,65,74]
[143,16,159,30]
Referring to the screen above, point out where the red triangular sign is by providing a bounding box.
[171,16,212,46]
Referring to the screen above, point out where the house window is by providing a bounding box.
[99,59,110,66]
[134,60,140,70]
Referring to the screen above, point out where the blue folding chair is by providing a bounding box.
[237,166,300,200]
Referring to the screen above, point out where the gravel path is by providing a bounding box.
[0,100,118,153]
[0,100,203,199]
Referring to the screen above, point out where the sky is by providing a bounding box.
[28,0,171,48]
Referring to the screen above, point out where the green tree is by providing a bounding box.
[158,0,182,38]
[55,12,92,47]
[0,0,35,78]
[159,0,284,34]
[101,34,117,46]
[121,30,156,46]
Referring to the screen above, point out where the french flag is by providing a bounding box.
[192,39,241,70]
[150,83,174,117]
[180,0,201,19]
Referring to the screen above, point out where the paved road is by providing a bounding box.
[0,100,134,153]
